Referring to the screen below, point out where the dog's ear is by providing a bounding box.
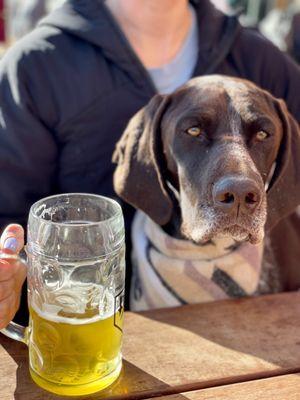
[266,99,300,231]
[113,94,173,225]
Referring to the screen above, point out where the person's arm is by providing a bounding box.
[0,46,58,228]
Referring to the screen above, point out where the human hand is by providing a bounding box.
[0,225,26,329]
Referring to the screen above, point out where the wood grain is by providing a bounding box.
[154,374,300,400]
[0,292,300,399]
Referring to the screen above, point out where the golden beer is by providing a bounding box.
[28,305,123,396]
[0,195,127,396]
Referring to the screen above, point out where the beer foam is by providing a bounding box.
[31,293,115,325]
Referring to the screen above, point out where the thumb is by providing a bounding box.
[0,224,25,255]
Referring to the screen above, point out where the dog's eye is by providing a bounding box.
[256,130,269,141]
[186,126,202,137]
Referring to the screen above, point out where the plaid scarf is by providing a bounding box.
[130,211,264,311]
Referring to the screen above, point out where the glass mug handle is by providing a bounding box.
[0,253,28,344]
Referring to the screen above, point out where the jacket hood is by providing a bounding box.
[39,0,241,76]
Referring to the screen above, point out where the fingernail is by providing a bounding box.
[3,237,18,252]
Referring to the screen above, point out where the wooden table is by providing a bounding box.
[0,292,300,400]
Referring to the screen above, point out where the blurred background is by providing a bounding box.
[1,0,300,62]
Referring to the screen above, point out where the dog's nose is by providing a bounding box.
[213,177,261,214]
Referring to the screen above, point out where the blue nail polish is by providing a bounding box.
[3,237,18,252]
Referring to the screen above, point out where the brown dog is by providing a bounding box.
[113,75,300,300]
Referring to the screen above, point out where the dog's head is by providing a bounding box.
[113,76,300,245]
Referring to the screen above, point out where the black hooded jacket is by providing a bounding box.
[1,0,300,318]
[1,0,300,228]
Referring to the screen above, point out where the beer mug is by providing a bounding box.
[1,194,125,396]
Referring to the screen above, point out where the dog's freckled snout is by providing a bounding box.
[213,176,262,214]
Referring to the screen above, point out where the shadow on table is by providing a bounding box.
[1,335,188,400]
[89,361,188,400]
[1,335,55,400]
[142,293,300,369]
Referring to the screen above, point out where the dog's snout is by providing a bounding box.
[213,176,262,214]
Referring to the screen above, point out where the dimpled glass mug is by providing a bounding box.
[1,194,125,396]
